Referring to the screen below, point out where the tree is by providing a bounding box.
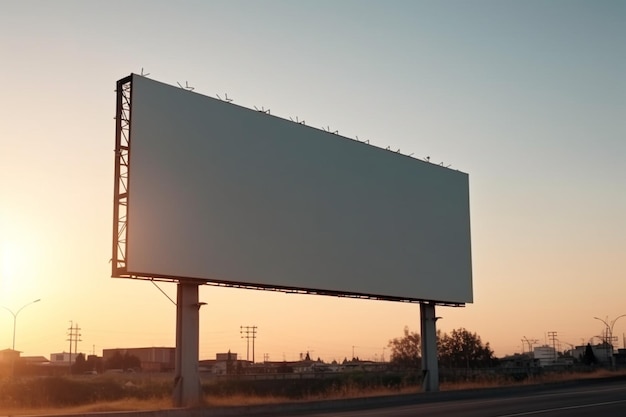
[388,326,421,368]
[438,328,496,368]
[226,350,234,375]
[582,343,597,365]
[72,353,88,374]
[105,351,124,370]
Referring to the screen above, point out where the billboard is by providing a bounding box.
[113,74,473,304]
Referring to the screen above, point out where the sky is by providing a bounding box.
[0,0,624,363]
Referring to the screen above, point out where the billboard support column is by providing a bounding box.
[173,281,202,407]
[420,302,439,392]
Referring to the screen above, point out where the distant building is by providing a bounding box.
[102,347,175,372]
[216,352,237,361]
[499,353,538,369]
[0,349,20,363]
[533,345,557,366]
[49,352,79,365]
[569,343,613,365]
[200,352,241,374]
[20,356,49,365]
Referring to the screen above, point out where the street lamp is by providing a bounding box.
[594,314,626,369]
[1,299,41,351]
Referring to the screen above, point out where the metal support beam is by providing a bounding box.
[173,281,202,407]
[112,75,132,277]
[420,302,439,392]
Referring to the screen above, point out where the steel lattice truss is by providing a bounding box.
[112,76,132,276]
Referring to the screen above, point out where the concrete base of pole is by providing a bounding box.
[420,303,439,392]
[172,281,202,407]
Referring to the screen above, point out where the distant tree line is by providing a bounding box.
[387,326,497,369]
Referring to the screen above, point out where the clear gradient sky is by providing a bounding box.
[1,0,624,362]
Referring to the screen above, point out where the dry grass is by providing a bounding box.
[0,398,173,416]
[0,380,420,415]
[204,393,293,407]
[439,368,626,391]
[0,387,418,415]
[2,369,625,416]
[303,385,420,402]
[522,368,626,384]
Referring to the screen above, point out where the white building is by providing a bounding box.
[533,345,557,366]
[49,352,79,365]
[570,343,613,364]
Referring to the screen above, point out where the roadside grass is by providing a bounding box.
[0,398,174,416]
[521,368,626,384]
[204,384,420,407]
[439,368,626,391]
[1,369,625,415]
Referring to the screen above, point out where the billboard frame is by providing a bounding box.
[112,74,468,307]
[112,75,132,278]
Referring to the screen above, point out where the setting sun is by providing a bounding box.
[0,234,40,306]
[0,240,21,299]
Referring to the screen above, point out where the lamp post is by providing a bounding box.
[594,314,626,369]
[1,299,41,351]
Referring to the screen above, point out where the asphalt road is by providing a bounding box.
[226,377,626,417]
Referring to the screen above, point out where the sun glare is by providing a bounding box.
[0,240,26,303]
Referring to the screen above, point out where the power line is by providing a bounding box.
[522,336,538,355]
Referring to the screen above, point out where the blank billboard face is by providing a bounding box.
[121,75,473,304]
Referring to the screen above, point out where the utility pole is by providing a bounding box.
[252,326,257,363]
[240,325,257,363]
[67,321,81,373]
[74,323,80,358]
[68,321,72,372]
[547,331,558,362]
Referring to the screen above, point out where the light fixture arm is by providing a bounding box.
[1,299,41,350]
